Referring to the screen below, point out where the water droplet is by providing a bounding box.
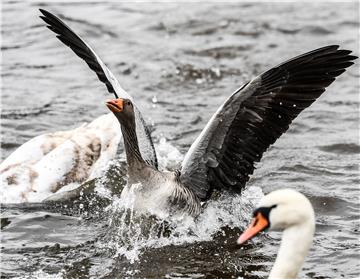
[211,67,221,78]
[279,102,282,105]
[278,115,282,118]
[196,78,204,84]
[293,104,297,107]
[152,96,158,104]
[79,203,84,209]
[219,20,229,28]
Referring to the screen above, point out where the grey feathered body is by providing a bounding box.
[122,165,201,217]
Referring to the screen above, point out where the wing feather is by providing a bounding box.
[180,45,357,200]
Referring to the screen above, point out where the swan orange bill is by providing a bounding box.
[106,98,123,113]
[237,212,269,245]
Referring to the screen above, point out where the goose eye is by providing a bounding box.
[127,101,131,106]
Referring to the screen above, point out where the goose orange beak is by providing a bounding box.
[106,98,123,113]
[237,212,269,245]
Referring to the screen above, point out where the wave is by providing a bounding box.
[318,143,360,155]
[1,103,52,119]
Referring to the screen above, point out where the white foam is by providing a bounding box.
[156,137,184,170]
[13,270,64,279]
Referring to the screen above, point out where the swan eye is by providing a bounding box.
[253,204,277,218]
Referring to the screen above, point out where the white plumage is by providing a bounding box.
[238,189,315,279]
[0,113,121,203]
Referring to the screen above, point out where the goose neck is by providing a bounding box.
[121,121,144,169]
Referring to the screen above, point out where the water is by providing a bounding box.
[1,1,359,278]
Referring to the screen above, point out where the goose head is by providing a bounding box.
[238,188,315,244]
[106,98,135,126]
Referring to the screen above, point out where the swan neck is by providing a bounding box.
[269,220,315,279]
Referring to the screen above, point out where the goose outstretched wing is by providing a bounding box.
[180,45,356,200]
[39,9,158,168]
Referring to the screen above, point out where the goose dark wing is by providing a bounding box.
[180,45,357,200]
[39,9,158,168]
[39,8,124,98]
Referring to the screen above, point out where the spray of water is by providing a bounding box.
[96,139,264,263]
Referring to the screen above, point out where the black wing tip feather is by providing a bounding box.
[39,9,65,27]
[39,8,119,98]
[39,8,48,17]
[39,8,54,20]
[279,45,357,68]
[39,9,66,30]
[303,45,357,77]
[39,9,87,55]
[39,8,49,15]
[263,45,357,89]
[304,45,357,64]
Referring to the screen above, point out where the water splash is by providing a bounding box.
[13,269,64,279]
[99,182,263,263]
[91,139,264,262]
[156,137,184,170]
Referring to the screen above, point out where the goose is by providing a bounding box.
[39,9,357,216]
[237,189,315,279]
[39,9,158,170]
[0,113,121,203]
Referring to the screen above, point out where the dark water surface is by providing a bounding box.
[1,1,359,278]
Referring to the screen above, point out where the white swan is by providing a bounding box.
[0,113,121,203]
[237,189,315,279]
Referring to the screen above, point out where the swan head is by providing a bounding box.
[106,98,135,125]
[237,189,315,244]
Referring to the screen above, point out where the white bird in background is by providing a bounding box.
[0,113,122,203]
[237,189,315,279]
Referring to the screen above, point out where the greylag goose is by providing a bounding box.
[0,113,120,203]
[237,189,315,279]
[39,9,158,170]
[39,9,357,216]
